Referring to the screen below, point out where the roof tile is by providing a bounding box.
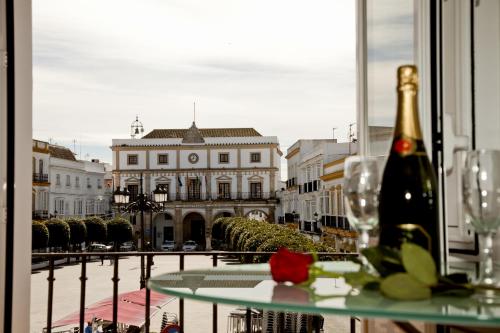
[143,128,262,139]
[49,145,77,161]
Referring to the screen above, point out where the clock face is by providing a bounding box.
[188,153,199,164]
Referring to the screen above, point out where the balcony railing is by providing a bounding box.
[33,173,49,183]
[170,192,276,202]
[32,210,49,220]
[32,251,356,333]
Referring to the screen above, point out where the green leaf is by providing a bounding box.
[401,243,437,286]
[380,273,431,300]
[361,246,404,277]
[344,271,380,288]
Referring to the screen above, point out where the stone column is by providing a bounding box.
[234,206,243,217]
[267,206,276,223]
[174,207,183,249]
[205,207,213,250]
[237,173,243,199]
[145,173,151,194]
[269,171,276,195]
[206,172,212,200]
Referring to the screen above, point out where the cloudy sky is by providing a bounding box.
[33,0,356,171]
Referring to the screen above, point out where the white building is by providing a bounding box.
[111,121,281,250]
[32,140,51,219]
[280,139,358,247]
[46,144,111,219]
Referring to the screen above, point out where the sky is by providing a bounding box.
[32,0,357,174]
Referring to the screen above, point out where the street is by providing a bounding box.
[31,255,355,333]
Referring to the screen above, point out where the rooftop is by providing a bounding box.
[49,145,77,161]
[143,127,262,139]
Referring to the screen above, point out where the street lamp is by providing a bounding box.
[313,212,320,233]
[112,176,165,289]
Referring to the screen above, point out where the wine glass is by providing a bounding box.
[343,156,380,252]
[462,150,500,290]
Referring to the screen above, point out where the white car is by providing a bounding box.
[120,241,136,251]
[182,240,198,251]
[161,240,175,251]
[86,243,111,252]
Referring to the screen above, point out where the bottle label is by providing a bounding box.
[393,136,416,157]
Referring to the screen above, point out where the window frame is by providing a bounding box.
[127,154,138,165]
[217,181,231,199]
[218,152,229,164]
[158,153,169,165]
[250,152,261,163]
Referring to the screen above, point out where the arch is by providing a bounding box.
[245,209,268,222]
[182,212,206,248]
[152,212,174,249]
[213,211,233,219]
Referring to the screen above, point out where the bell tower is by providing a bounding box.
[130,116,144,139]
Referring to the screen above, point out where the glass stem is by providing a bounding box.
[358,230,370,269]
[359,230,369,250]
[479,233,496,286]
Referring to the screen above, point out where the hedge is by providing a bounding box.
[32,221,49,250]
[84,216,107,243]
[107,217,133,245]
[65,218,87,245]
[44,218,70,249]
[212,217,335,263]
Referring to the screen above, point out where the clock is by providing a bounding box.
[188,153,199,164]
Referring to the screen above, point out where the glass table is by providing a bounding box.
[148,261,500,332]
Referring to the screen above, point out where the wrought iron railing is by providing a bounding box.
[172,192,276,201]
[33,173,49,183]
[32,210,49,220]
[32,251,357,333]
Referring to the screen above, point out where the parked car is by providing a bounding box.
[161,240,175,251]
[120,241,136,251]
[86,243,111,252]
[182,240,198,252]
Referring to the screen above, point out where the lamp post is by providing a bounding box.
[112,175,167,288]
[313,212,321,235]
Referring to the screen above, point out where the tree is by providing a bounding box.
[84,216,107,243]
[107,217,133,246]
[32,221,49,250]
[65,218,87,249]
[44,218,70,250]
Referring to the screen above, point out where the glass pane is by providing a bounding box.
[366,0,414,157]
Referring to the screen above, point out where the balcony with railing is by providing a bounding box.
[171,192,276,202]
[32,210,49,220]
[32,251,354,333]
[33,173,49,183]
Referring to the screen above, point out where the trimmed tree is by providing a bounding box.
[107,217,133,249]
[44,218,70,250]
[84,216,107,243]
[66,218,87,250]
[32,221,49,250]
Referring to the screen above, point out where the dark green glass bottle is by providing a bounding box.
[378,65,440,265]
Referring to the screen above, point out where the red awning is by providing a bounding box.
[52,289,174,328]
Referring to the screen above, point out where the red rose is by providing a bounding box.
[269,248,314,284]
[393,138,414,155]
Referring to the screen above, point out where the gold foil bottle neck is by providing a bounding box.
[397,65,419,91]
[394,64,422,140]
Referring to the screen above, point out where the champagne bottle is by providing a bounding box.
[378,65,439,264]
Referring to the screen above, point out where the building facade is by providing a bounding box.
[280,139,358,250]
[32,140,111,220]
[111,122,281,250]
[32,140,51,219]
[48,145,111,218]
